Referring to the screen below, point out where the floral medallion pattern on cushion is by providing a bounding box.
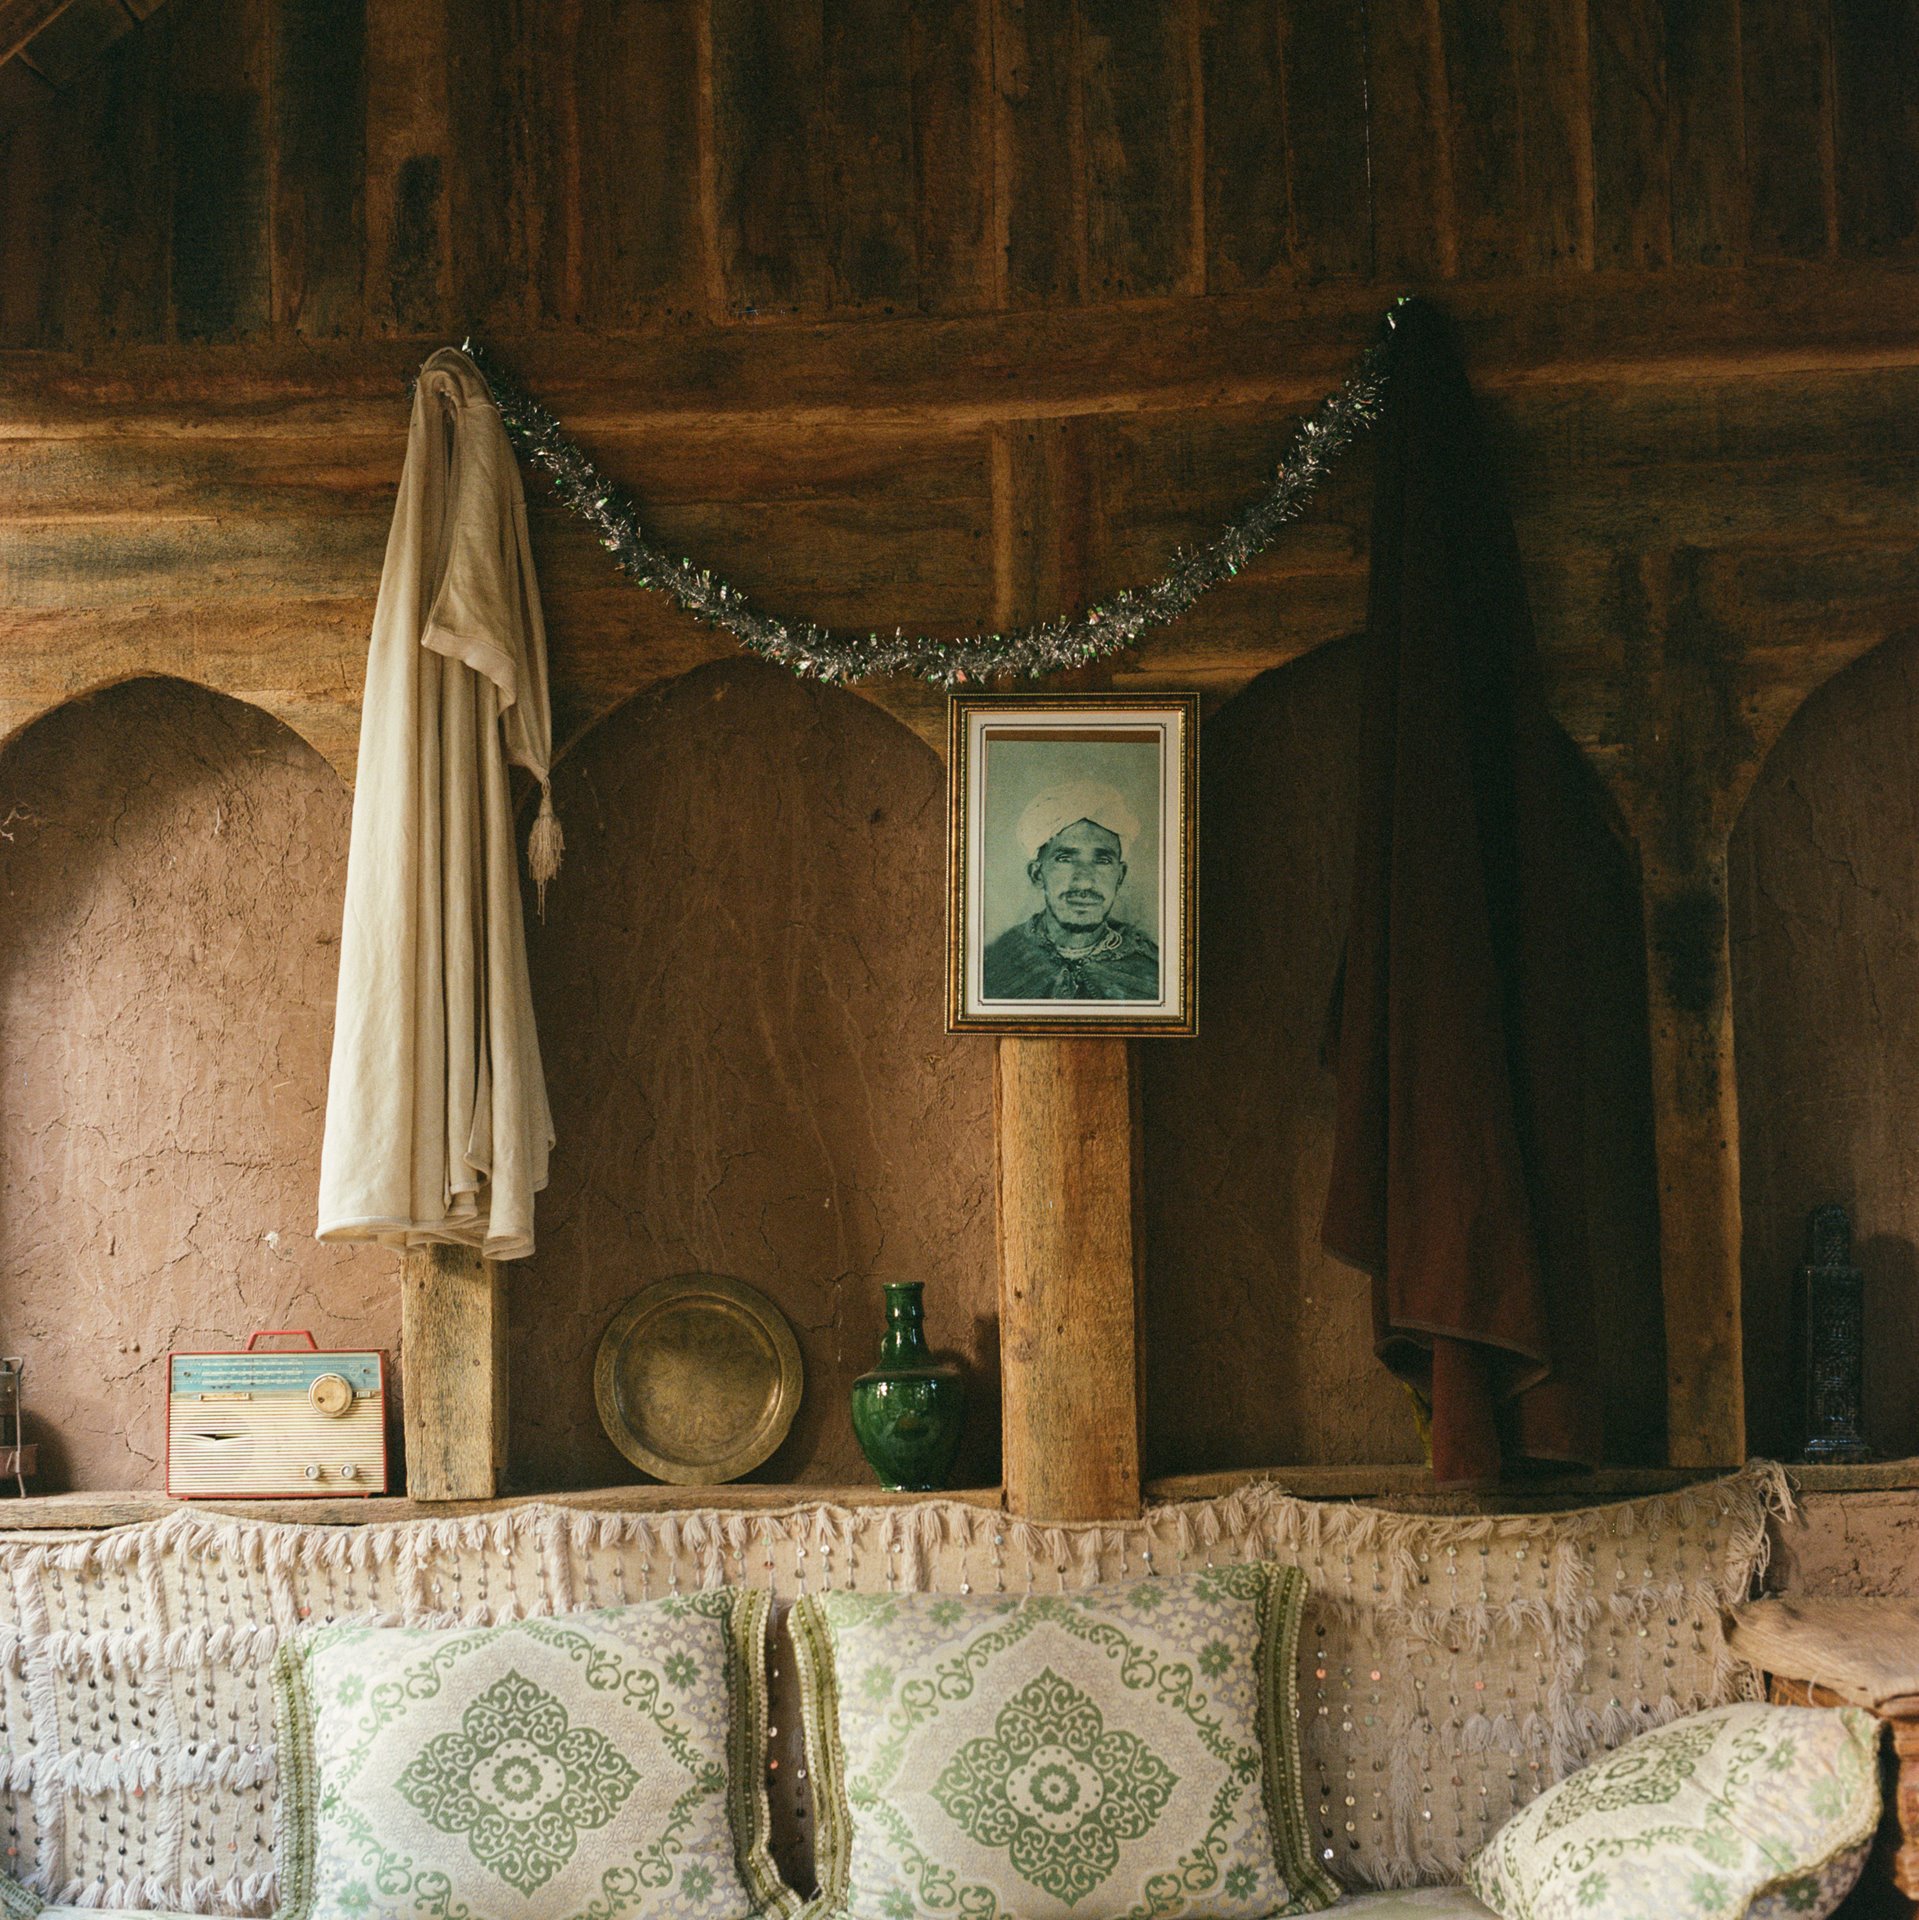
[932,1668,1180,1903]
[272,1594,795,1920]
[394,1671,642,1894]
[791,1563,1339,1920]
[1463,1703,1882,1920]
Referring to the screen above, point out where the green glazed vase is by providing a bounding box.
[850,1282,965,1491]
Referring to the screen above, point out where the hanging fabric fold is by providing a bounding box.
[317,347,558,1261]
[1321,299,1603,1486]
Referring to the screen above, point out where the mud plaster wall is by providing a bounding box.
[1769,1491,1919,1598]
[513,661,1000,1490]
[1732,630,1919,1463]
[1141,650,1670,1473]
[0,679,395,1489]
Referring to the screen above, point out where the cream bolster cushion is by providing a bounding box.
[1463,1701,1883,1920]
[270,1592,796,1920]
[790,1562,1342,1920]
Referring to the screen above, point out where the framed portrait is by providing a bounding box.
[947,694,1197,1035]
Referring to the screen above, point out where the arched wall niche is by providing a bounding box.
[512,657,999,1491]
[1730,628,1919,1462]
[1140,643,1668,1477]
[0,675,393,1490]
[0,676,361,792]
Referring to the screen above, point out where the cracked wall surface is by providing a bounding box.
[1141,648,1671,1472]
[513,660,999,1490]
[1771,1490,1919,1596]
[0,678,395,1490]
[1732,630,1919,1462]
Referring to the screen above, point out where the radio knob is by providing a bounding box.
[339,1463,359,1480]
[304,1464,322,1481]
[309,1373,354,1418]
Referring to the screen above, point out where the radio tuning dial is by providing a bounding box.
[309,1372,354,1418]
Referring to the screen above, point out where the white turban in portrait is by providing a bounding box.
[1017,779,1142,861]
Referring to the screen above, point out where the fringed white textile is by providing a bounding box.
[0,1467,1789,1911]
[316,345,557,1261]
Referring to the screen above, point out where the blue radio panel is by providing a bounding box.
[171,1352,383,1396]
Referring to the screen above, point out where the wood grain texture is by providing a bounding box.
[575,0,703,327]
[711,0,826,317]
[1833,0,1919,258]
[0,1483,1007,1529]
[1199,0,1287,292]
[362,0,449,333]
[996,1036,1142,1520]
[1640,846,1746,1467]
[0,1460,1911,1530]
[401,1243,506,1501]
[1742,0,1836,263]
[28,3,169,342]
[1735,1596,1919,1708]
[14,0,129,85]
[1079,0,1196,299]
[905,0,995,313]
[168,0,268,339]
[1590,0,1670,271]
[821,0,917,313]
[1438,0,1521,278]
[1365,0,1454,280]
[1666,0,1745,268]
[0,0,76,65]
[994,0,1083,307]
[1512,0,1590,273]
[1278,0,1368,280]
[270,0,364,336]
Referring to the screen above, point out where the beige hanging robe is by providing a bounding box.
[318,347,559,1261]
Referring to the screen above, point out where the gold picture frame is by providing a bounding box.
[947,693,1198,1035]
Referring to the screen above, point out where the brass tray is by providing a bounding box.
[593,1275,803,1484]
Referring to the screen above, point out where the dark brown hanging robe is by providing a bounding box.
[1322,298,1602,1487]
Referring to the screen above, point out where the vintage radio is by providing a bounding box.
[167,1330,388,1498]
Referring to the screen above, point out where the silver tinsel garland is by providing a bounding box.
[459,304,1402,688]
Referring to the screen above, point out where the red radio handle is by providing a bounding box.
[244,1329,320,1351]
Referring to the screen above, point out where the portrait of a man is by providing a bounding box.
[949,695,1196,1035]
[981,779,1161,1000]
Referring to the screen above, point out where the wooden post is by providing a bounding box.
[1639,841,1747,1467]
[995,1036,1143,1521]
[401,1244,508,1500]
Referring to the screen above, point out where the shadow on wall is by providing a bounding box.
[1140,645,1668,1477]
[1732,626,1919,1463]
[513,658,999,1492]
[0,677,396,1492]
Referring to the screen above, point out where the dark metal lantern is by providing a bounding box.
[1801,1204,1871,1464]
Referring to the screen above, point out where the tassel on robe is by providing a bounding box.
[1322,299,1603,1486]
[318,347,556,1261]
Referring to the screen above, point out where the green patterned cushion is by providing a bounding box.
[272,1594,796,1920]
[1464,1703,1882,1920]
[791,1563,1339,1920]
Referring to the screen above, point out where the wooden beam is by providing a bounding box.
[0,0,72,66]
[15,263,1919,442]
[14,0,129,86]
[0,1483,1009,1531]
[400,1244,508,1501]
[1640,841,1747,1466]
[0,1457,1910,1530]
[995,1037,1144,1521]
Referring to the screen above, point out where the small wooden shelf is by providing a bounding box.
[0,1460,1908,1532]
